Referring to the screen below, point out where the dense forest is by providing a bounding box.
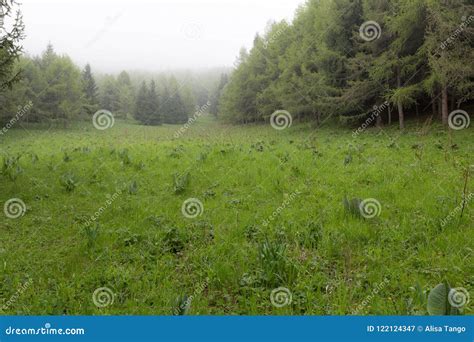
[1,0,473,130]
[218,0,473,129]
[0,42,225,127]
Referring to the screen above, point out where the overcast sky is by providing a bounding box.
[21,0,304,72]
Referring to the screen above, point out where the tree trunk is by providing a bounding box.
[315,111,321,127]
[438,97,442,120]
[388,105,392,125]
[376,114,382,128]
[441,86,449,126]
[397,101,405,130]
[432,99,437,116]
[397,68,405,130]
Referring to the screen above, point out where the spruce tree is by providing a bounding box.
[82,63,99,115]
[134,81,149,124]
[146,80,161,125]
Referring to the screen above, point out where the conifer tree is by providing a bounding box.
[82,63,99,115]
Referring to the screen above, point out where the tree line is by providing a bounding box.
[217,0,473,129]
[0,42,211,126]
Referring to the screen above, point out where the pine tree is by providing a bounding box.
[134,81,149,124]
[82,63,99,115]
[210,73,228,117]
[117,70,134,119]
[423,0,474,125]
[100,75,121,115]
[162,77,188,124]
[0,0,25,91]
[146,80,161,125]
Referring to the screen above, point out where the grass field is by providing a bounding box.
[1,116,473,315]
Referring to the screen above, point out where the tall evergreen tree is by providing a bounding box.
[210,73,228,117]
[117,70,134,119]
[162,77,188,124]
[134,81,149,124]
[146,80,161,125]
[100,75,121,115]
[0,0,24,91]
[82,63,99,115]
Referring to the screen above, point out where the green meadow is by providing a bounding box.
[1,117,473,315]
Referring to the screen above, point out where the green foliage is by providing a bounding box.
[343,197,363,218]
[173,295,191,315]
[173,171,189,194]
[218,0,473,128]
[82,63,99,115]
[118,148,132,166]
[162,227,186,254]
[162,77,188,124]
[258,238,297,288]
[82,223,100,248]
[427,282,460,316]
[0,0,25,92]
[128,180,138,195]
[1,153,23,181]
[59,172,78,192]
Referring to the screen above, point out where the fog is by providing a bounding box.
[21,0,304,72]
